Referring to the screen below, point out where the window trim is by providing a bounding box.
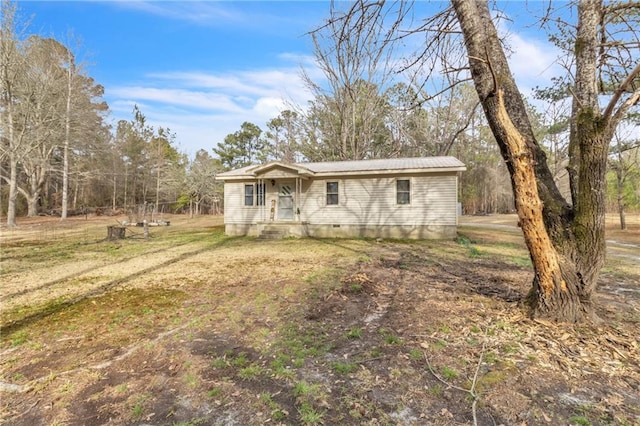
[396,178,411,205]
[244,184,254,206]
[326,181,339,206]
[256,182,266,206]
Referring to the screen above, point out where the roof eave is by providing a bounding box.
[311,166,466,177]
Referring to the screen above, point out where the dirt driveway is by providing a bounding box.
[459,213,640,263]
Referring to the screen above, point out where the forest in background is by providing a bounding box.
[1,0,639,227]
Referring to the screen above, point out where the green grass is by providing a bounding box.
[130,394,150,420]
[432,340,447,350]
[385,334,402,344]
[503,344,518,354]
[292,380,327,424]
[484,351,497,364]
[238,363,263,379]
[441,366,458,380]
[409,348,422,360]
[293,381,321,399]
[259,392,288,422]
[211,357,228,369]
[348,283,363,292]
[9,330,29,346]
[299,402,324,425]
[131,403,144,420]
[346,327,362,339]
[206,387,222,398]
[273,322,332,365]
[231,352,250,367]
[569,415,591,426]
[428,384,443,396]
[172,420,207,426]
[379,327,402,344]
[183,372,198,387]
[468,246,482,257]
[1,288,187,346]
[454,235,483,258]
[331,361,357,374]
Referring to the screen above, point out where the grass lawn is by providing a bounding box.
[1,214,639,425]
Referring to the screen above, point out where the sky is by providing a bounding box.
[15,1,564,158]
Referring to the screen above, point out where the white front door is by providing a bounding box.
[277,183,294,220]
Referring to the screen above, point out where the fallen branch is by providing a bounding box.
[423,328,489,426]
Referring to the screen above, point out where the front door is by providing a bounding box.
[277,183,294,220]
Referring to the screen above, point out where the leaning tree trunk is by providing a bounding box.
[452,0,604,322]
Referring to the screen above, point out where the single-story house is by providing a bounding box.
[216,156,466,239]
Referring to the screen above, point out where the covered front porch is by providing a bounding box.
[250,162,312,225]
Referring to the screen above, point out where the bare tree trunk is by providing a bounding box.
[123,163,128,213]
[452,0,590,321]
[6,152,18,227]
[26,172,40,217]
[23,148,53,217]
[61,49,73,221]
[73,175,79,210]
[155,164,160,214]
[1,1,18,227]
[453,0,640,321]
[112,171,117,211]
[615,168,626,230]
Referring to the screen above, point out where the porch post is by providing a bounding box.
[296,177,301,222]
[257,178,263,222]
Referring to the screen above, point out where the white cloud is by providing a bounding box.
[109,86,245,113]
[112,1,246,25]
[253,97,287,119]
[506,32,562,94]
[494,13,563,96]
[105,60,317,158]
[112,1,323,36]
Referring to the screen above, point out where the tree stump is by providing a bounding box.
[107,226,126,240]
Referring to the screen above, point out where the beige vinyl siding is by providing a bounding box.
[299,173,458,226]
[224,181,269,224]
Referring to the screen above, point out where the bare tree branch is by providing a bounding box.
[602,62,640,128]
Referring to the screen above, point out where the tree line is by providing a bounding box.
[0,1,225,225]
[2,0,639,233]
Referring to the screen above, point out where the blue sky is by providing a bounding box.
[16,1,563,158]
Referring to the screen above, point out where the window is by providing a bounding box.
[397,179,410,205]
[326,181,339,205]
[256,183,266,206]
[244,184,254,206]
[244,183,266,206]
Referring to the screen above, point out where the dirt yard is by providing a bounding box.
[1,214,639,425]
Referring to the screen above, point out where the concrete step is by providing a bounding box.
[258,229,288,239]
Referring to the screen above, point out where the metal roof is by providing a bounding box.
[301,157,465,173]
[217,156,466,179]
